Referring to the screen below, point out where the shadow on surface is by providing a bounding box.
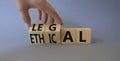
[91,38,104,44]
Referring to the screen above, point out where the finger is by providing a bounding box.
[36,2,63,25]
[20,9,31,27]
[37,9,42,20]
[42,12,48,24]
[52,13,63,25]
[49,17,54,24]
[43,2,63,25]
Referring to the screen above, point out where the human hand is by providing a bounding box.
[14,0,63,27]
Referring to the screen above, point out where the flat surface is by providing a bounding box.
[0,0,120,61]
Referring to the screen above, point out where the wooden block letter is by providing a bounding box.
[45,24,61,44]
[76,28,91,44]
[61,28,76,44]
[29,24,45,44]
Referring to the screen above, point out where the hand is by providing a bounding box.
[14,0,63,27]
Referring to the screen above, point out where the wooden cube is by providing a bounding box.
[44,24,61,44]
[61,28,76,44]
[29,24,45,44]
[76,28,91,44]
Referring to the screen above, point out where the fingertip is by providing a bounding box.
[53,16,64,25]
[59,22,64,25]
[61,22,64,25]
[58,20,64,25]
[25,23,31,29]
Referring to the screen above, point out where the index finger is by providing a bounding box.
[36,1,64,25]
[20,9,31,27]
[45,4,64,25]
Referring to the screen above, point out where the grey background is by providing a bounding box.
[0,0,120,61]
